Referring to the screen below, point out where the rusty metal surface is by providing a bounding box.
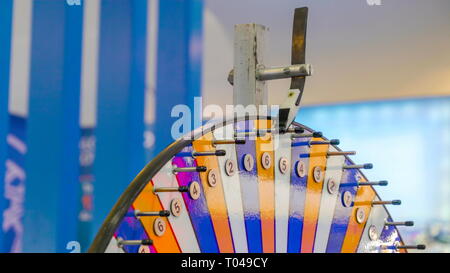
[290,7,308,94]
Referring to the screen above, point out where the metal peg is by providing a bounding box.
[382,244,425,250]
[327,151,356,156]
[132,210,170,217]
[176,150,226,157]
[117,239,153,247]
[385,221,414,227]
[341,180,388,187]
[256,64,312,81]
[213,139,246,145]
[292,139,339,147]
[292,131,323,138]
[372,200,401,206]
[173,166,207,174]
[153,186,189,193]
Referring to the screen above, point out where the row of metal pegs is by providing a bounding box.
[118,126,425,251]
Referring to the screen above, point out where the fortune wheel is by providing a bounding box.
[88,116,422,253]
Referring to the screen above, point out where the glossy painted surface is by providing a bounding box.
[287,134,310,252]
[301,137,329,252]
[379,216,404,253]
[114,207,152,253]
[104,119,406,253]
[341,172,376,253]
[255,120,275,253]
[274,133,292,253]
[133,182,180,253]
[192,133,234,253]
[356,196,389,253]
[326,160,359,253]
[213,125,248,253]
[152,161,200,252]
[235,120,263,253]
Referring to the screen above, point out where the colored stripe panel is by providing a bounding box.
[287,135,310,253]
[114,207,152,253]
[274,133,292,253]
[379,216,405,253]
[172,147,219,253]
[193,134,234,253]
[341,172,376,253]
[313,146,346,253]
[213,125,248,253]
[356,196,389,253]
[235,120,263,253]
[132,182,180,253]
[255,120,275,253]
[152,161,200,252]
[301,137,329,253]
[0,3,13,250]
[326,162,359,252]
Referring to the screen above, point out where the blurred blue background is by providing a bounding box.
[0,0,449,252]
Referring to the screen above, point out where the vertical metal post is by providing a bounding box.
[233,24,268,108]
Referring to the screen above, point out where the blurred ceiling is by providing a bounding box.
[202,0,450,107]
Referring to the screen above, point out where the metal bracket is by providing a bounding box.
[229,8,312,132]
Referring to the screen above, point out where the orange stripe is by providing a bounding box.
[193,133,234,253]
[301,137,328,253]
[132,182,181,253]
[341,176,376,253]
[255,120,275,253]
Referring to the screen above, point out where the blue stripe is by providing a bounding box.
[93,0,146,238]
[235,121,263,253]
[325,160,358,253]
[287,137,310,252]
[173,145,220,253]
[0,0,13,251]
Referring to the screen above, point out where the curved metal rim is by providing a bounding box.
[88,116,402,252]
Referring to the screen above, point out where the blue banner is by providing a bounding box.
[77,127,96,252]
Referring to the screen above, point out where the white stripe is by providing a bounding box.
[144,0,159,125]
[274,133,291,253]
[213,125,248,253]
[105,237,125,253]
[80,0,100,128]
[8,0,33,117]
[153,161,200,253]
[313,146,346,253]
[357,196,389,253]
